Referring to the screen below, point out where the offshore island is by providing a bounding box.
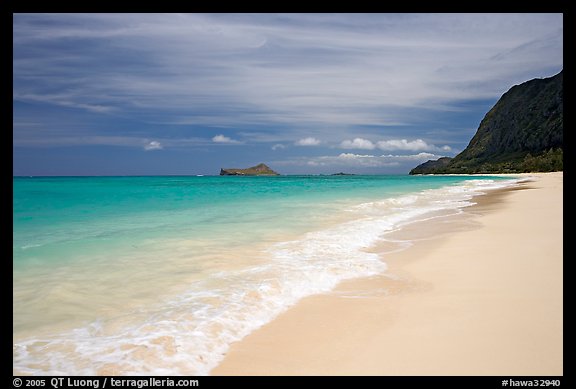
[220,163,279,176]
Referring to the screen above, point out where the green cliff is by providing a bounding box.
[220,163,279,176]
[409,157,453,175]
[410,71,563,174]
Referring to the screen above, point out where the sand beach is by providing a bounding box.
[213,172,563,376]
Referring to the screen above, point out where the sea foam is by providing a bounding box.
[13,176,523,375]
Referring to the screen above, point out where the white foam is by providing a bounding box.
[13,177,523,376]
[20,244,42,250]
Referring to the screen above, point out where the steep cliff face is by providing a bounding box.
[410,71,563,174]
[220,163,279,176]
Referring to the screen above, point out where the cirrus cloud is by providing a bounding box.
[13,13,562,132]
[12,13,561,175]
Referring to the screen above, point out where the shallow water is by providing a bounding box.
[13,175,520,375]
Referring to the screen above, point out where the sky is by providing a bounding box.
[13,13,563,175]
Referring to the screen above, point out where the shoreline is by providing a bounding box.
[212,172,563,376]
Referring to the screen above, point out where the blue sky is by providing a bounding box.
[13,13,563,175]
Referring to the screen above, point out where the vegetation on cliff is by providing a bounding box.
[410,71,563,174]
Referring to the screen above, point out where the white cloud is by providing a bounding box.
[331,152,439,167]
[143,140,163,151]
[383,152,438,160]
[212,134,241,144]
[341,137,452,153]
[340,138,376,150]
[335,153,394,167]
[271,143,286,150]
[377,139,452,152]
[277,152,442,168]
[376,139,430,151]
[295,137,321,146]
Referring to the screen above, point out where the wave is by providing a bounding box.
[13,177,523,375]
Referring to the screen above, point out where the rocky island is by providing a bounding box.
[220,163,279,176]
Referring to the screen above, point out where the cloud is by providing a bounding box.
[12,13,561,176]
[13,13,562,132]
[376,139,434,151]
[331,152,439,167]
[212,134,241,144]
[13,93,116,114]
[295,137,321,146]
[277,152,442,168]
[376,139,425,151]
[339,138,376,150]
[12,130,215,149]
[271,143,286,150]
[332,153,392,167]
[143,140,163,151]
[340,137,452,152]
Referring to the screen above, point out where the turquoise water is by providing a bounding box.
[13,175,519,375]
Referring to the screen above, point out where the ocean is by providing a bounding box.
[13,174,520,375]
